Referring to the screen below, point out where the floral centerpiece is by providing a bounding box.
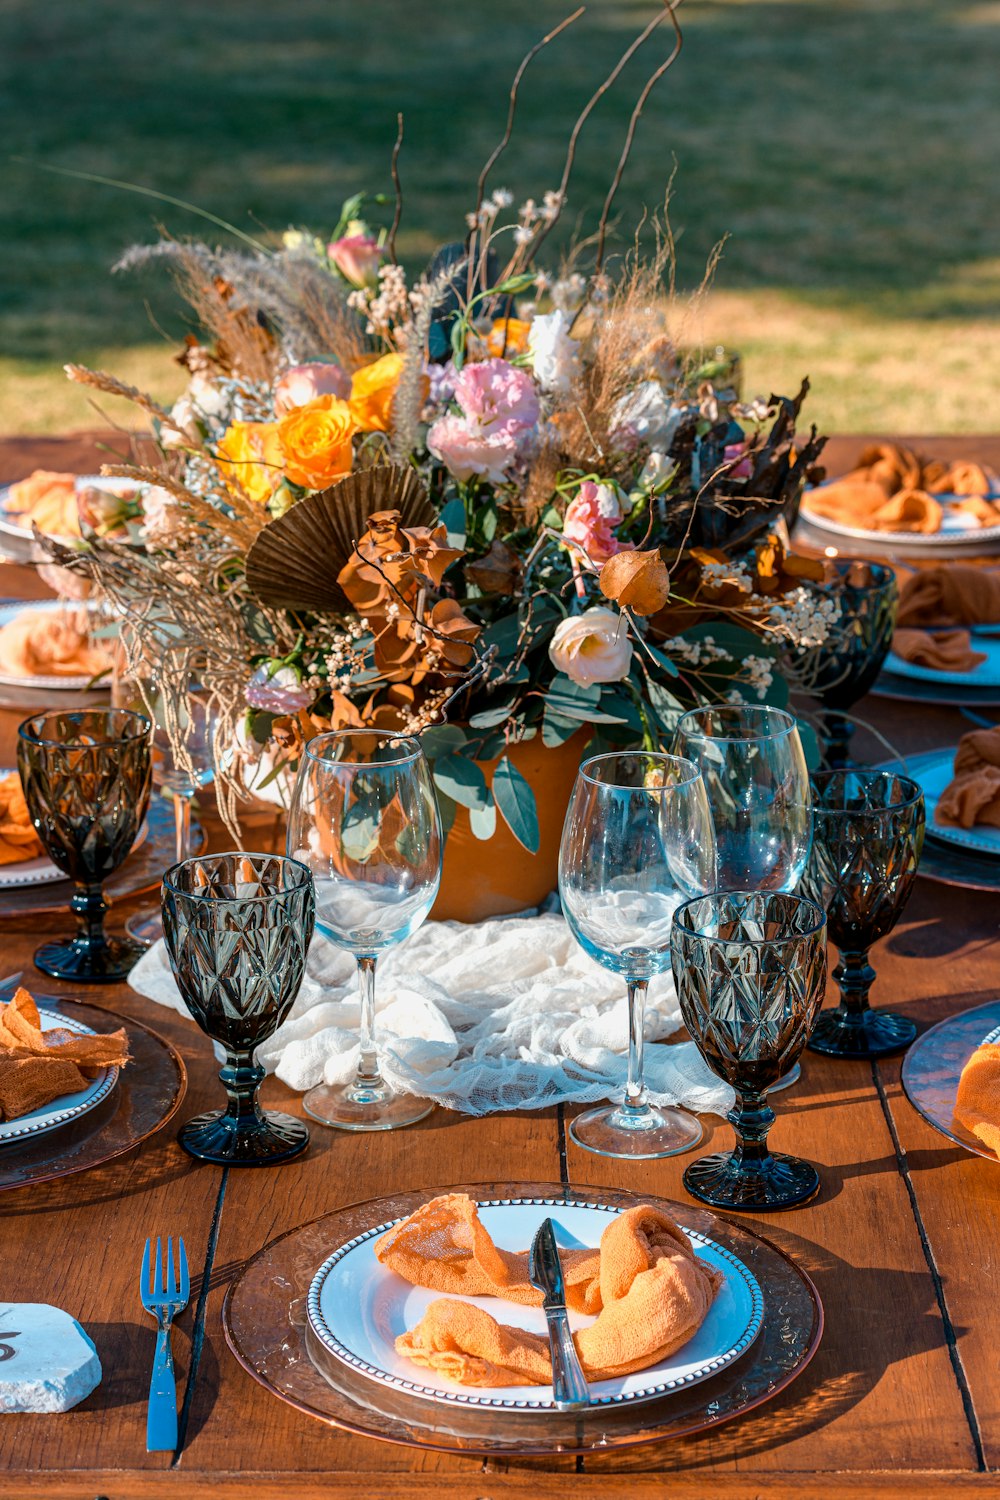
[52,1,829,913]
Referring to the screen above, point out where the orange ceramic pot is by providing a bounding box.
[431,730,590,923]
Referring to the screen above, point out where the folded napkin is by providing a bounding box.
[807,446,998,534]
[954,1042,1000,1155]
[5,470,81,538]
[929,461,996,497]
[0,773,43,866]
[936,727,1000,830]
[896,567,1000,629]
[806,482,942,534]
[892,627,986,674]
[380,1194,722,1386]
[0,607,113,680]
[0,988,129,1122]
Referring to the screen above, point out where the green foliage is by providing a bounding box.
[492,755,540,854]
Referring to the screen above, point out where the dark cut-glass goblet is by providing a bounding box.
[17,708,152,982]
[161,853,315,1166]
[803,769,924,1059]
[671,891,827,1211]
[791,561,898,768]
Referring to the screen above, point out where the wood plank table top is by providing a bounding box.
[0,434,998,1499]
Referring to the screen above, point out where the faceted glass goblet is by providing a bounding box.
[803,768,924,1059]
[671,890,827,1211]
[161,852,315,1166]
[17,708,152,982]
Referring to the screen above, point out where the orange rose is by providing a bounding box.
[216,421,284,505]
[349,353,405,433]
[486,318,532,357]
[277,395,358,490]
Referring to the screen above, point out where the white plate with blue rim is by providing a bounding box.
[917,748,1000,859]
[885,634,1000,689]
[0,1006,120,1147]
[306,1196,764,1412]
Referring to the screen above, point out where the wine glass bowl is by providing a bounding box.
[17,708,152,982]
[161,851,315,1165]
[803,768,924,1058]
[559,751,717,1159]
[671,890,827,1211]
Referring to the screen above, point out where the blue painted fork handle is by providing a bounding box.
[146,1318,178,1453]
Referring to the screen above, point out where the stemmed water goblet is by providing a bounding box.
[161,852,315,1165]
[17,708,152,981]
[671,890,827,1210]
[803,768,924,1058]
[558,751,717,1159]
[674,703,812,1090]
[286,729,442,1131]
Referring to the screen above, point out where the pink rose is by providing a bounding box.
[428,358,539,485]
[327,234,383,288]
[274,362,351,415]
[562,480,628,564]
[723,441,753,480]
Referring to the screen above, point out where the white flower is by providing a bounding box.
[611,381,684,450]
[527,310,582,398]
[490,188,513,209]
[139,485,175,543]
[637,451,677,492]
[549,607,633,687]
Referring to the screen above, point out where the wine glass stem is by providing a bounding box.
[834,948,875,1016]
[623,977,650,1119]
[219,1047,266,1126]
[71,880,109,951]
[729,1087,776,1173]
[355,954,383,1091]
[172,790,193,864]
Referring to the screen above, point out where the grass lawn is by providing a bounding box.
[1,0,998,436]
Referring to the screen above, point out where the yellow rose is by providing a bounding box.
[277,395,358,490]
[486,318,532,357]
[348,352,405,433]
[216,421,283,506]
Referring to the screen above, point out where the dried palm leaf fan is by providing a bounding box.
[245,465,435,612]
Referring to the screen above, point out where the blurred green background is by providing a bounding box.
[2,0,998,434]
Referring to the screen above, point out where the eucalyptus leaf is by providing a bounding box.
[493,756,540,854]
[436,789,458,837]
[469,796,498,841]
[439,496,467,549]
[542,705,581,748]
[469,699,516,729]
[433,753,490,811]
[420,724,467,759]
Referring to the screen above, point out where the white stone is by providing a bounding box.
[0,1303,101,1413]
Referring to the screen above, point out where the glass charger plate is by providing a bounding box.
[901,1000,1000,1162]
[0,795,204,918]
[0,1006,119,1147]
[872,668,1000,709]
[223,1181,824,1457]
[0,996,186,1192]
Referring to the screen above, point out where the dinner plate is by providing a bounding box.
[0,1006,119,1148]
[885,634,1000,690]
[901,999,1000,1162]
[0,474,137,546]
[0,599,112,691]
[800,486,1000,550]
[307,1196,764,1412]
[0,765,149,888]
[913,749,1000,859]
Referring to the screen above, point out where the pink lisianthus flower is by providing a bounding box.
[428,358,539,485]
[452,358,540,432]
[723,441,753,480]
[327,234,384,288]
[273,362,351,415]
[561,480,629,564]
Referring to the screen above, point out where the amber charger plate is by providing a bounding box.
[0,795,204,918]
[0,996,187,1192]
[901,999,1000,1162]
[223,1181,824,1457]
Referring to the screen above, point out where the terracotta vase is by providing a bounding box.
[431,730,590,924]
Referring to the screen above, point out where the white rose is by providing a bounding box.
[549,607,633,687]
[611,381,684,449]
[527,310,582,397]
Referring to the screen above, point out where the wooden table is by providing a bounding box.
[1,435,999,1498]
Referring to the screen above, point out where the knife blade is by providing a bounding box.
[528,1217,589,1409]
[0,971,23,1001]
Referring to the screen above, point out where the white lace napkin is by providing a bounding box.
[128,913,733,1117]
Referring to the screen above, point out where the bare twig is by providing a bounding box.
[595,1,684,273]
[387,113,404,265]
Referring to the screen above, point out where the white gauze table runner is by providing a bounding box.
[128,912,733,1117]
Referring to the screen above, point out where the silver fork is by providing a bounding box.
[140,1236,190,1453]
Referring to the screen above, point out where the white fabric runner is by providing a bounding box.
[128,913,733,1118]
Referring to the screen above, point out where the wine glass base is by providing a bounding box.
[33,935,146,984]
[125,908,164,946]
[569,1103,703,1160]
[683,1150,820,1211]
[179,1109,309,1166]
[766,1062,801,1094]
[302,1082,434,1132]
[808,1006,917,1059]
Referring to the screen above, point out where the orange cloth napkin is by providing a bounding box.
[805,482,942,534]
[955,1042,1000,1155]
[806,445,998,533]
[929,461,996,497]
[377,1194,722,1387]
[896,567,1000,629]
[892,628,986,674]
[0,607,113,680]
[4,470,81,538]
[936,728,1000,831]
[0,988,129,1122]
[0,773,43,866]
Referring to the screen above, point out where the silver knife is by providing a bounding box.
[528,1217,589,1409]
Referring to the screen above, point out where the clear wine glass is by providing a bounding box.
[558,751,717,1159]
[674,704,813,1092]
[286,729,442,1131]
